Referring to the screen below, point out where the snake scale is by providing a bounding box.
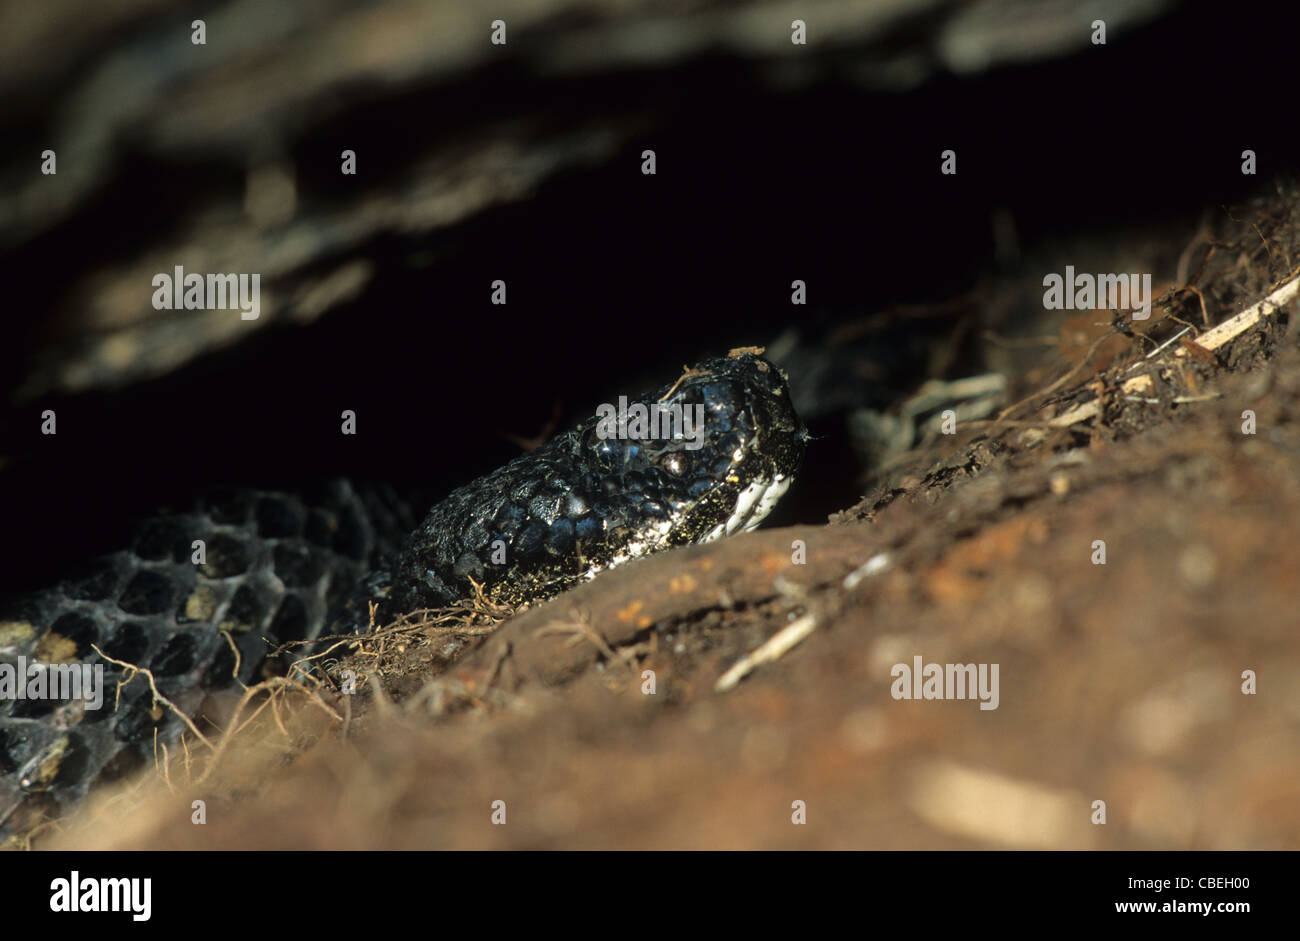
[0,350,804,843]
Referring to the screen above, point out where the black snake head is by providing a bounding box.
[391,350,806,611]
[627,349,806,547]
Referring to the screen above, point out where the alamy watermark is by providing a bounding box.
[50,871,151,921]
[891,656,999,710]
[1043,266,1153,320]
[0,658,104,710]
[594,397,706,450]
[152,265,260,320]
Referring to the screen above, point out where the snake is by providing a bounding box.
[0,350,805,843]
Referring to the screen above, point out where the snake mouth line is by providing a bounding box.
[700,473,793,543]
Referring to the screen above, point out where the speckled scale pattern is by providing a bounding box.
[0,481,411,840]
[390,352,805,611]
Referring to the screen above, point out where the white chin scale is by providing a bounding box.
[698,474,791,544]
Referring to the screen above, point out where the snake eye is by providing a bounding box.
[593,438,621,470]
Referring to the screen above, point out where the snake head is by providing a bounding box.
[654,350,806,543]
[394,350,807,611]
[574,349,806,547]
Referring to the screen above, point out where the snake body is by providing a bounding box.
[0,351,803,842]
